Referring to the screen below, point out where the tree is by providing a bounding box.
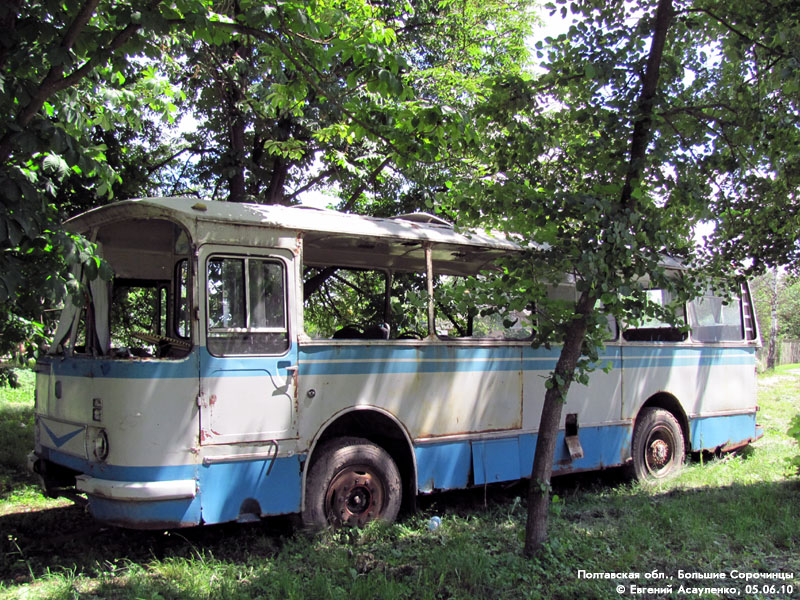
[0,0,536,380]
[0,0,187,381]
[442,0,800,556]
[751,271,800,368]
[146,0,535,210]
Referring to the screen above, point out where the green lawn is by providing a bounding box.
[1,368,799,599]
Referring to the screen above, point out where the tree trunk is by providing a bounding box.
[524,291,593,556]
[767,268,779,369]
[523,0,673,557]
[229,111,247,203]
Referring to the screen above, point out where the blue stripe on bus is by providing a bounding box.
[199,347,295,375]
[40,447,199,481]
[622,346,755,369]
[40,354,199,380]
[415,424,634,491]
[689,412,758,451]
[39,344,754,380]
[40,447,302,527]
[300,344,622,376]
[300,344,752,376]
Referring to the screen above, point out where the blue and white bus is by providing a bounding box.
[29,197,762,529]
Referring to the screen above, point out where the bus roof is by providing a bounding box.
[65,197,522,275]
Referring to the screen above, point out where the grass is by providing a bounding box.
[1,368,799,599]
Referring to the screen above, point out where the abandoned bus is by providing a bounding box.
[29,197,762,529]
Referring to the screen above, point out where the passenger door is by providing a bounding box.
[198,246,298,445]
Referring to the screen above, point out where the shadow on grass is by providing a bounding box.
[2,477,798,598]
[3,461,799,593]
[0,402,34,473]
[1,470,622,585]
[0,501,297,585]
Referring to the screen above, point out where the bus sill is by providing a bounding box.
[75,475,197,502]
[719,426,764,453]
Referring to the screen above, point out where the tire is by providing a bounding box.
[630,408,685,481]
[303,437,402,530]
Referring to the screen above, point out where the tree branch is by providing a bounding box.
[341,156,392,212]
[0,0,154,163]
[681,7,791,59]
[285,167,336,202]
[147,146,210,175]
[620,0,673,210]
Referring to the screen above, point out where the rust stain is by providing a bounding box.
[101,517,200,530]
[417,425,520,439]
[620,423,633,462]
[209,394,217,406]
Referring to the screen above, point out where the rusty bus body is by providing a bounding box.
[29,197,761,528]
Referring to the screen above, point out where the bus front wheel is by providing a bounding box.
[631,408,685,481]
[303,437,402,529]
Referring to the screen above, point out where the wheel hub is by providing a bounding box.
[326,467,384,527]
[648,439,670,468]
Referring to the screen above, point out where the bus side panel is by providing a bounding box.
[689,412,759,452]
[33,355,203,528]
[85,496,202,529]
[521,345,624,444]
[414,421,633,492]
[197,455,303,524]
[415,441,471,492]
[301,342,631,494]
[621,345,758,449]
[36,356,200,470]
[297,343,524,442]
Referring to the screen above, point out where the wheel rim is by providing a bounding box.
[644,424,677,478]
[325,465,386,527]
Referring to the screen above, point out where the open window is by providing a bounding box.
[622,289,687,342]
[302,266,535,341]
[434,275,533,339]
[49,218,193,359]
[303,267,429,339]
[110,279,167,354]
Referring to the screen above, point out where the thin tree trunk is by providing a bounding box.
[767,268,779,369]
[524,0,674,557]
[524,291,593,556]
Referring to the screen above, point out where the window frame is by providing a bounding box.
[205,253,290,356]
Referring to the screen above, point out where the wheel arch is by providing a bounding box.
[634,392,691,453]
[302,407,418,514]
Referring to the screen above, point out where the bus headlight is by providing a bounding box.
[92,429,109,462]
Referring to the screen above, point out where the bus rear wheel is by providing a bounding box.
[303,437,402,530]
[631,408,685,481]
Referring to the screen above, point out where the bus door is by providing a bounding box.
[198,247,298,445]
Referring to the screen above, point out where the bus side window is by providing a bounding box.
[622,289,687,342]
[206,256,289,356]
[687,292,744,342]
